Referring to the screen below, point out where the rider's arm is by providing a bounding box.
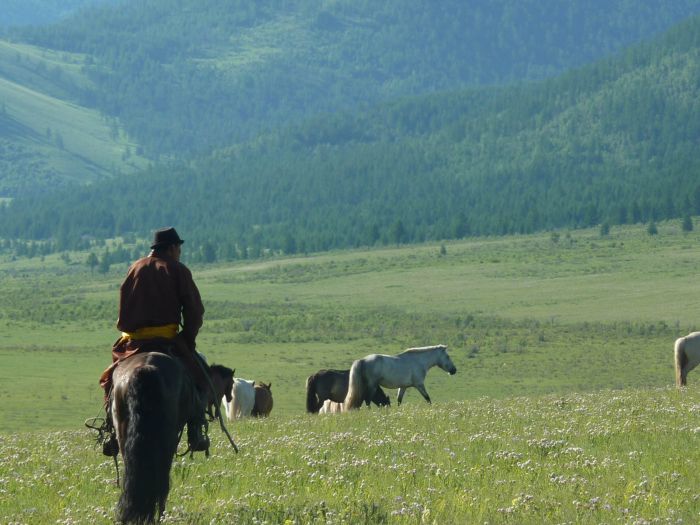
[178,265,205,350]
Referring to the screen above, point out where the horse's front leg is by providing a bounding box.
[415,384,431,404]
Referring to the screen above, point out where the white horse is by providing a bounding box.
[344,344,456,410]
[224,378,255,420]
[318,399,344,414]
[675,332,700,387]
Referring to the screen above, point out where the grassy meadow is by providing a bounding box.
[1,221,700,522]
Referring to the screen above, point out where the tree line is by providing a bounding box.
[3,6,700,260]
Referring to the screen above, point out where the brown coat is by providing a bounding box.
[117,252,204,347]
[101,252,207,397]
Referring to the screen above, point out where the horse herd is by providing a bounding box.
[109,344,456,523]
[207,365,274,420]
[108,330,700,524]
[209,344,458,420]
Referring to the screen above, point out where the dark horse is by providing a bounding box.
[111,351,200,524]
[305,369,390,413]
[207,364,234,420]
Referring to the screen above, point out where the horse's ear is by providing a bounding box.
[267,382,272,389]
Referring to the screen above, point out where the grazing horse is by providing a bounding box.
[305,369,391,413]
[675,332,700,387]
[344,345,457,410]
[225,377,255,420]
[207,365,234,419]
[111,351,199,524]
[252,382,273,417]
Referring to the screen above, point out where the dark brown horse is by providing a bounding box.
[252,382,273,417]
[111,351,199,524]
[207,364,234,419]
[305,369,390,413]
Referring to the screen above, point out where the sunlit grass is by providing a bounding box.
[2,387,700,523]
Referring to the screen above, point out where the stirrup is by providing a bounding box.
[85,416,118,457]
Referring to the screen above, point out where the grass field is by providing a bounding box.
[0,222,697,430]
[2,387,700,524]
[0,221,699,522]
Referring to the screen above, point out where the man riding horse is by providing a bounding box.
[98,227,211,455]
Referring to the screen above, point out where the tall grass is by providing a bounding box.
[1,387,700,523]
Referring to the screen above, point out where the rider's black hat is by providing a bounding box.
[150,227,185,249]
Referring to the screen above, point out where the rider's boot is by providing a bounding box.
[187,389,210,453]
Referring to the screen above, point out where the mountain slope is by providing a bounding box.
[0,41,148,197]
[3,15,700,256]
[13,0,700,158]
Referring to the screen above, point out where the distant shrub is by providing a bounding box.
[682,214,693,232]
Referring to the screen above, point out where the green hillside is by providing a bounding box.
[3,15,700,256]
[14,0,700,156]
[0,41,148,196]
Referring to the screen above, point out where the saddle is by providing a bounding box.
[100,338,177,397]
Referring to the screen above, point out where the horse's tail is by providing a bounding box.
[344,359,365,410]
[675,336,688,387]
[117,366,177,524]
[306,375,320,413]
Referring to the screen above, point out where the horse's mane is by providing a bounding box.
[399,344,447,355]
[210,363,234,376]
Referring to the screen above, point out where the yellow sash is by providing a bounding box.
[121,324,178,341]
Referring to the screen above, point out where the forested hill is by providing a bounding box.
[12,0,700,157]
[3,15,700,260]
[0,1,114,28]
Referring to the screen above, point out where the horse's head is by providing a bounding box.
[210,364,235,403]
[372,387,391,407]
[438,346,457,375]
[223,377,234,403]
